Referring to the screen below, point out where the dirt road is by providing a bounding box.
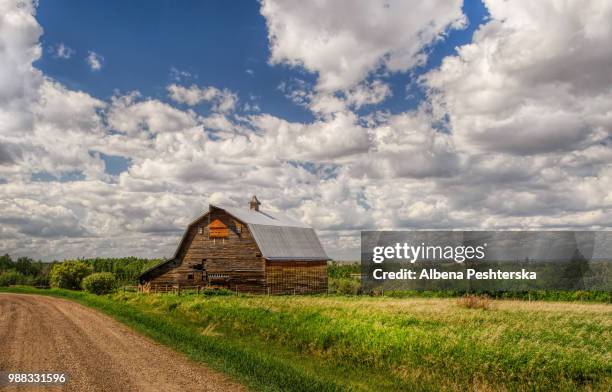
[0,293,248,392]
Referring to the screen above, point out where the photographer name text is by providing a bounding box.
[372,268,537,280]
[371,243,536,280]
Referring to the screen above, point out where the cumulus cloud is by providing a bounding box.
[423,0,612,155]
[1,0,611,261]
[108,92,198,136]
[344,80,391,109]
[261,0,465,91]
[0,0,42,138]
[280,79,392,115]
[86,50,103,71]
[167,84,237,113]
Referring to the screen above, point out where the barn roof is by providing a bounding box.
[138,203,329,280]
[216,205,310,228]
[214,204,329,261]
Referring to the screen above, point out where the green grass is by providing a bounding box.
[2,286,611,391]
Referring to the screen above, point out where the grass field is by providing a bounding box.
[2,287,610,391]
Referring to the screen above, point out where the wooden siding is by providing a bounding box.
[266,260,327,294]
[142,206,328,294]
[145,208,266,293]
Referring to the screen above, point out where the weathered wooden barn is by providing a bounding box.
[138,196,329,294]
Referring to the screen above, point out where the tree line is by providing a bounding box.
[0,254,162,288]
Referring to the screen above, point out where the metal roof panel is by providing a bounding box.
[248,224,328,260]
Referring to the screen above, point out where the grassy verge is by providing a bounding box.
[1,286,611,391]
[0,286,345,391]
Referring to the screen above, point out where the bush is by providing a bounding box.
[32,274,50,287]
[327,261,360,279]
[49,260,92,290]
[0,270,32,286]
[329,277,361,295]
[457,294,493,310]
[81,272,116,295]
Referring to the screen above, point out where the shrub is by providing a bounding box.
[49,260,92,290]
[32,274,50,288]
[81,272,116,295]
[327,261,360,279]
[457,294,493,310]
[0,270,32,286]
[329,277,361,295]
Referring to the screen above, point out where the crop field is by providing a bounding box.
[3,286,610,391]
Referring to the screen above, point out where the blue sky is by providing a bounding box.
[33,0,487,177]
[4,0,609,261]
[36,0,488,125]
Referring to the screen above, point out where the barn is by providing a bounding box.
[138,196,329,294]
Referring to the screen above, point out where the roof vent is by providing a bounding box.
[249,195,261,211]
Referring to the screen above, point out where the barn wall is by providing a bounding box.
[145,208,266,293]
[265,260,327,294]
[139,260,182,292]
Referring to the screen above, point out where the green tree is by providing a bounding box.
[81,272,116,295]
[0,271,32,286]
[49,260,92,290]
[14,256,41,276]
[561,249,591,290]
[0,254,13,272]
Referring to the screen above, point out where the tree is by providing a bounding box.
[0,254,13,272]
[560,249,590,290]
[81,272,116,295]
[49,260,92,290]
[14,256,41,276]
[0,271,32,286]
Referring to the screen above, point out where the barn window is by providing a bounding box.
[208,219,229,238]
[198,227,203,234]
[209,273,229,279]
[187,273,194,280]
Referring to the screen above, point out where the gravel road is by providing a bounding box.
[0,293,248,392]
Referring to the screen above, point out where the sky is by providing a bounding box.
[1,0,611,261]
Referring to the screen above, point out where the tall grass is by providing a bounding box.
[456,294,493,310]
[2,286,610,391]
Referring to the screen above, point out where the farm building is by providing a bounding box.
[138,196,329,294]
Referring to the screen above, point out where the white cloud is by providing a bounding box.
[423,0,612,155]
[281,79,392,115]
[0,0,42,139]
[169,67,193,82]
[345,80,391,109]
[261,0,465,91]
[167,84,237,113]
[108,92,199,136]
[50,42,74,59]
[243,102,260,112]
[86,50,103,71]
[1,0,611,262]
